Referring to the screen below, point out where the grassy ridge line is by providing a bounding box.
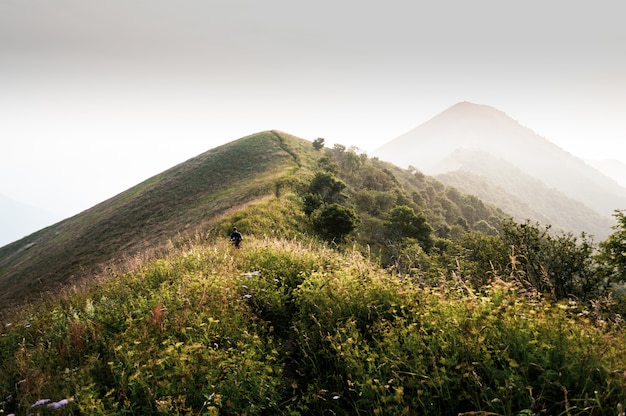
[1,227,624,415]
[0,131,312,312]
[0,128,510,313]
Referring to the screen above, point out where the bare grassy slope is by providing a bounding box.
[0,130,313,309]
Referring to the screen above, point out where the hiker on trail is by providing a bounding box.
[229,227,242,247]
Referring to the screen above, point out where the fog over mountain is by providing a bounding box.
[435,150,614,239]
[373,102,626,238]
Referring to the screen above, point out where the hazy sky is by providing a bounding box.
[2,0,625,221]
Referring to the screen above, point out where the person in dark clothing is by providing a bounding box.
[229,227,242,247]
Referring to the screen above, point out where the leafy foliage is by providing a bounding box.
[312,137,325,150]
[308,172,347,204]
[598,210,626,283]
[386,205,434,251]
[502,220,600,300]
[312,204,360,242]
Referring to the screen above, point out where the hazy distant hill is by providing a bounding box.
[373,102,626,237]
[436,150,613,239]
[0,194,58,247]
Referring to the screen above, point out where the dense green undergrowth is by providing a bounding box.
[1,235,625,415]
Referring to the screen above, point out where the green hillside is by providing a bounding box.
[1,131,626,415]
[0,131,315,310]
[0,132,504,311]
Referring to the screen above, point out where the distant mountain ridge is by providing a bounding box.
[373,102,626,238]
[435,150,613,238]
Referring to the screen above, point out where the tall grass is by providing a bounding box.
[1,236,625,415]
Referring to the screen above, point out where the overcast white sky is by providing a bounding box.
[2,0,625,221]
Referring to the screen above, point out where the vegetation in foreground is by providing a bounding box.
[1,226,625,415]
[1,138,625,415]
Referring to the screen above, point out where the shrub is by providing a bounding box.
[312,204,360,242]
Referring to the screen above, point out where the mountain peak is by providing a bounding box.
[372,102,626,235]
[431,101,523,131]
[373,102,532,173]
[447,101,498,112]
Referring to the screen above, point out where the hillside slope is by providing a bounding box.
[0,130,315,309]
[2,132,625,415]
[0,130,512,311]
[372,102,626,236]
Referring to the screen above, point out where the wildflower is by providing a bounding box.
[31,399,51,408]
[47,398,72,409]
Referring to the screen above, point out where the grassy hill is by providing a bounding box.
[0,131,316,310]
[2,131,625,415]
[0,131,506,311]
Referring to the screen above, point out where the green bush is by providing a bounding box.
[312,204,360,242]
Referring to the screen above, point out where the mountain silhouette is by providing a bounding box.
[373,102,626,238]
